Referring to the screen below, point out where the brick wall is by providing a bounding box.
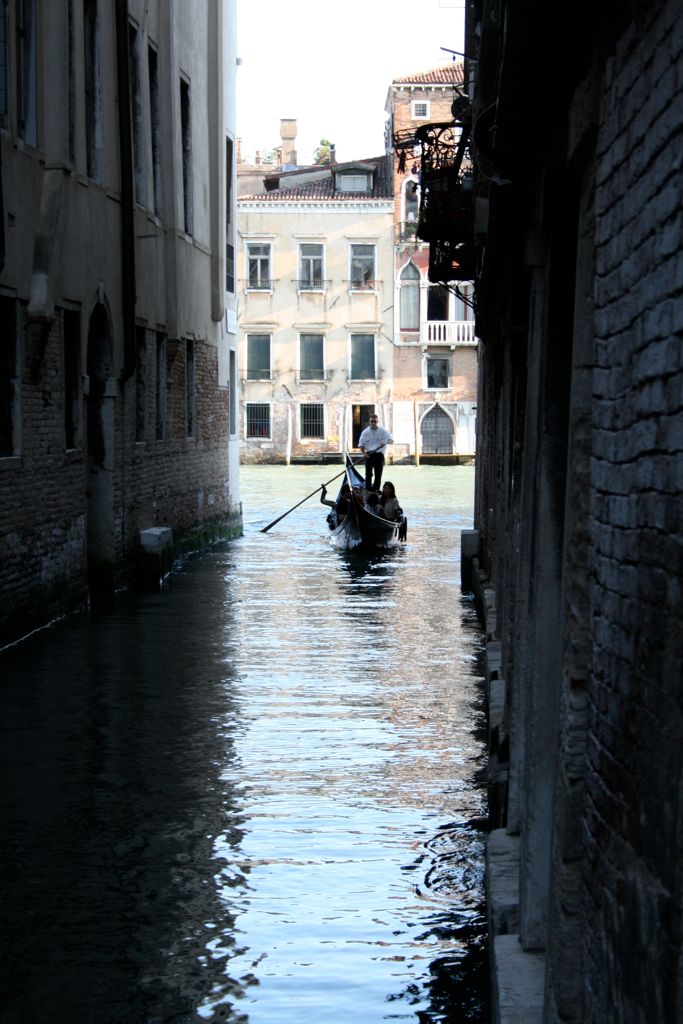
[0,309,238,647]
[582,4,683,1019]
[123,332,235,558]
[0,307,88,643]
[470,1,683,1020]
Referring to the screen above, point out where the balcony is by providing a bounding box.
[421,320,476,346]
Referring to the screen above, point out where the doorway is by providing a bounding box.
[421,405,453,454]
[351,404,376,448]
[427,285,449,322]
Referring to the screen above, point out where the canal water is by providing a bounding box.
[0,465,488,1024]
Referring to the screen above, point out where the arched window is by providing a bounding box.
[403,178,419,224]
[421,406,453,454]
[399,261,420,331]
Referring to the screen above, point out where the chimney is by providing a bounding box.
[280,118,297,168]
[330,143,336,164]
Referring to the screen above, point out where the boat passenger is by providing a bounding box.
[378,481,403,521]
[321,482,352,523]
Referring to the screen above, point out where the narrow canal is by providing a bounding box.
[1,465,488,1024]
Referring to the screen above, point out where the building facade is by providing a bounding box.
[387,64,477,460]
[0,0,241,647]
[463,0,683,1020]
[237,156,395,463]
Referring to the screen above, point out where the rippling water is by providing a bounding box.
[0,465,488,1024]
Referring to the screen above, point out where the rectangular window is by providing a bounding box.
[148,45,161,217]
[84,0,102,180]
[180,77,193,235]
[128,23,145,206]
[0,3,7,119]
[67,1,75,161]
[411,100,430,119]
[185,338,195,437]
[246,334,270,381]
[0,296,18,455]
[338,174,369,192]
[350,333,375,380]
[426,356,449,389]
[64,309,82,449]
[246,402,270,438]
[300,404,324,439]
[350,244,376,289]
[247,242,271,290]
[299,334,324,380]
[226,243,235,293]
[155,333,166,440]
[299,243,324,290]
[135,325,146,442]
[16,0,37,144]
[229,349,236,434]
[225,137,235,293]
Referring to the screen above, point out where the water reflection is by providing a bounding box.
[0,465,488,1024]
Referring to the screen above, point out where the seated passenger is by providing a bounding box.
[321,482,352,524]
[378,481,403,521]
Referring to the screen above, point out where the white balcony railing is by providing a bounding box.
[421,320,476,346]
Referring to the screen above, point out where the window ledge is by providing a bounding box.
[0,455,21,471]
[297,377,329,385]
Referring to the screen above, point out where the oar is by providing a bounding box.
[260,455,368,533]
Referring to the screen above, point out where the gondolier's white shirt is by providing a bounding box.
[358,425,393,455]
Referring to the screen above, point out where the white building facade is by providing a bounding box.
[237,158,395,463]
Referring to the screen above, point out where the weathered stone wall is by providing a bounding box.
[0,308,239,648]
[580,5,683,1020]
[0,308,89,641]
[470,1,683,1021]
[124,332,236,559]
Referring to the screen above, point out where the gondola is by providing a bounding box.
[325,455,407,551]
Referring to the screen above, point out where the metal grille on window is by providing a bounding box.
[300,404,324,439]
[246,403,270,438]
[421,406,453,454]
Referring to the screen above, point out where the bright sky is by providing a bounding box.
[235,0,465,167]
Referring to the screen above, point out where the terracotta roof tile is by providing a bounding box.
[392,63,464,85]
[238,156,393,202]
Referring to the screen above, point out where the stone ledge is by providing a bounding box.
[492,934,545,1024]
[487,829,520,936]
[489,677,507,757]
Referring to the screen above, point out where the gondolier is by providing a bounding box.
[358,415,393,491]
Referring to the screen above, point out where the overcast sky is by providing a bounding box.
[235,0,466,166]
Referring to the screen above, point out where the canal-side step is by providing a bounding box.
[492,934,545,1024]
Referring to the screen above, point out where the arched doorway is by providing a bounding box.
[86,302,116,591]
[421,405,454,454]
